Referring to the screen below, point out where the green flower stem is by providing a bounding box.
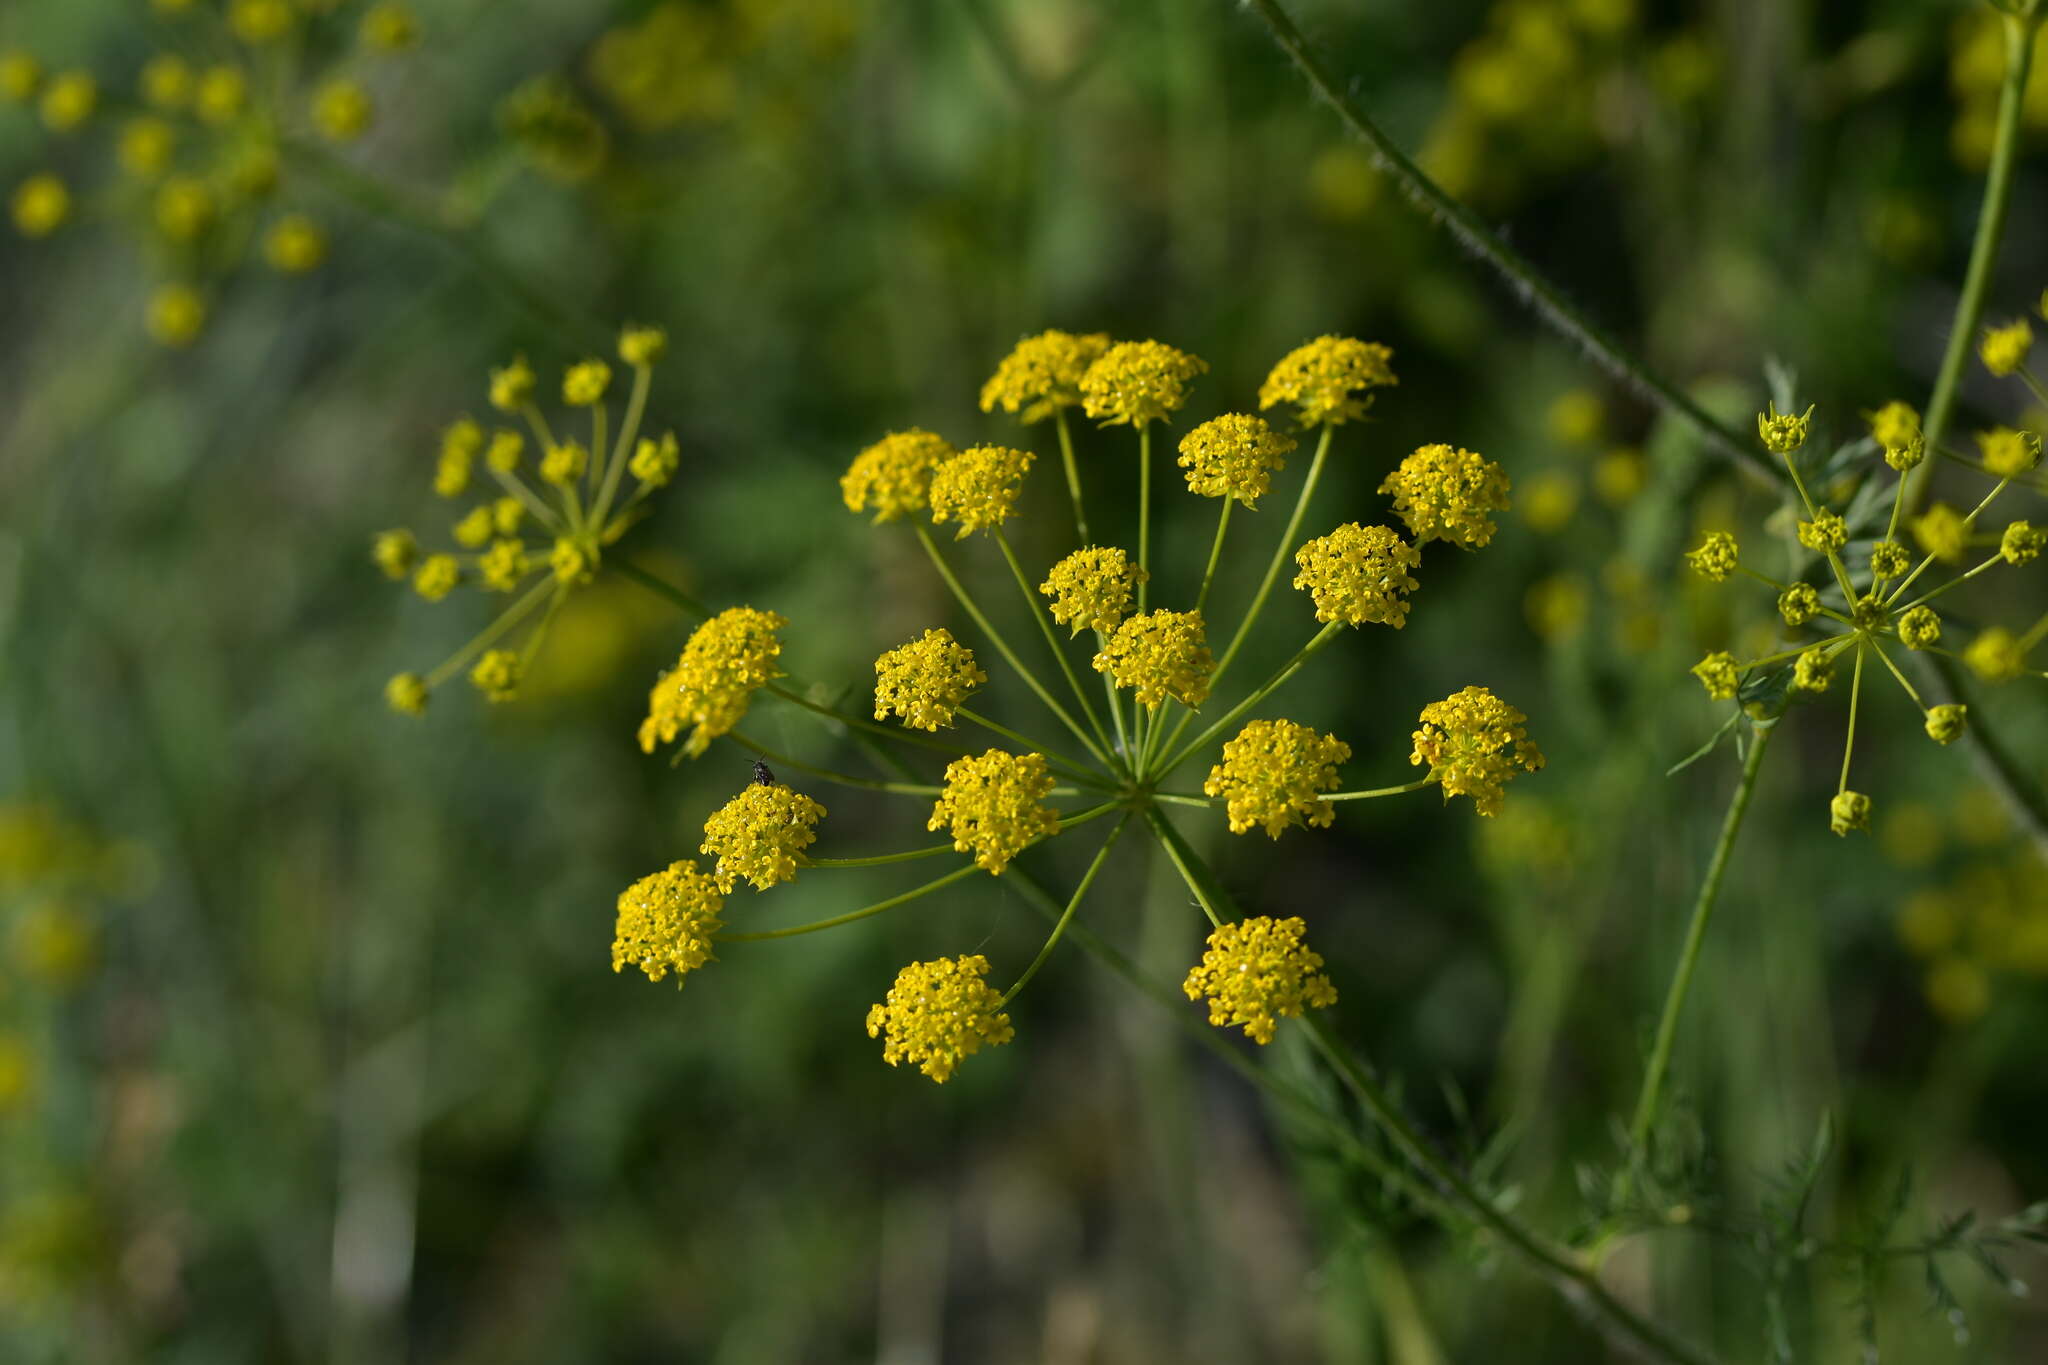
[589,404,608,506]
[2017,367,2048,410]
[1744,634,1851,671]
[1897,553,2005,615]
[1327,777,1436,801]
[805,843,959,868]
[1237,0,1768,488]
[1620,719,1776,1202]
[2021,607,2048,652]
[1194,497,1234,616]
[1138,425,1156,616]
[1210,422,1333,692]
[1141,806,1224,930]
[1916,6,2041,490]
[1054,411,1090,545]
[716,863,980,941]
[1098,631,1134,769]
[956,707,1111,786]
[1150,792,1218,808]
[998,815,1133,1006]
[616,555,709,617]
[516,585,569,667]
[1886,477,2012,606]
[1934,444,2048,494]
[489,465,567,536]
[994,531,1120,766]
[593,362,650,524]
[422,577,555,688]
[1780,452,1860,604]
[1839,642,1867,795]
[1868,640,1925,710]
[725,732,942,796]
[916,525,1118,771]
[1733,564,1787,591]
[1155,621,1345,781]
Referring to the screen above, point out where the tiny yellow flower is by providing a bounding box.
[436,418,482,497]
[1869,540,1910,581]
[228,0,295,43]
[1867,401,1924,469]
[701,782,827,892]
[147,284,206,348]
[1593,448,1647,506]
[153,177,213,242]
[1686,530,1739,582]
[628,432,680,487]
[1040,546,1146,636]
[1410,686,1544,817]
[1177,414,1295,507]
[479,539,531,591]
[141,54,193,110]
[490,355,536,412]
[866,955,1014,1083]
[874,628,986,731]
[562,358,611,406]
[1546,389,1605,445]
[1830,790,1871,837]
[1692,651,1739,700]
[372,528,418,580]
[453,505,495,550]
[1852,593,1888,632]
[1080,340,1207,427]
[1910,503,1969,564]
[1777,582,1820,626]
[0,51,39,104]
[1976,426,2041,478]
[1796,509,1848,555]
[1979,319,2033,377]
[841,429,954,523]
[1093,609,1212,710]
[979,329,1112,423]
[470,648,522,702]
[1203,719,1350,838]
[1292,523,1422,628]
[119,118,176,179]
[1792,646,1834,694]
[1258,335,1396,427]
[1182,916,1337,1045]
[40,71,96,132]
[361,1,419,51]
[638,606,787,756]
[196,66,247,125]
[263,214,327,273]
[490,497,524,536]
[1756,402,1812,454]
[612,860,724,985]
[1897,606,1941,651]
[1962,627,2026,684]
[549,537,593,585]
[929,444,1032,539]
[486,429,524,473]
[385,672,429,716]
[313,79,373,142]
[618,324,666,367]
[2000,520,2044,566]
[1925,704,1967,746]
[1380,444,1512,548]
[540,440,588,487]
[413,554,461,601]
[927,750,1059,874]
[11,175,68,238]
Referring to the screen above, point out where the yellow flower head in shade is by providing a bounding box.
[1870,539,1911,580]
[413,553,460,600]
[147,284,206,347]
[470,648,522,702]
[540,440,588,486]
[1977,426,2042,478]
[489,355,536,412]
[927,750,1060,874]
[1080,340,1208,427]
[480,539,529,590]
[841,428,955,523]
[1830,790,1871,837]
[361,1,420,52]
[385,672,428,716]
[372,528,418,580]
[1979,319,2033,376]
[629,432,680,487]
[153,177,213,242]
[1182,916,1338,1045]
[1410,686,1544,817]
[1203,719,1351,838]
[873,628,986,731]
[313,79,372,142]
[488,435,524,476]
[1258,335,1397,427]
[1867,401,1925,469]
[1177,414,1296,507]
[549,537,592,586]
[638,606,787,757]
[611,860,724,985]
[120,118,176,178]
[1792,646,1834,694]
[1897,605,1941,651]
[563,358,611,406]
[929,444,1032,539]
[1963,627,2026,684]
[979,329,1112,423]
[40,71,96,131]
[700,782,827,893]
[435,418,482,497]
[1040,546,1146,635]
[453,505,494,549]
[228,0,294,43]
[1777,582,1821,626]
[865,955,1014,1083]
[618,324,666,367]
[1380,444,1512,548]
[2001,520,2045,566]
[1093,609,1212,710]
[1756,402,1812,454]
[263,214,326,272]
[0,51,39,104]
[1692,651,1738,700]
[196,66,247,125]
[1911,503,1969,564]
[1292,523,1422,628]
[1796,509,1848,555]
[1925,704,1968,746]
[11,175,69,237]
[1686,531,1739,582]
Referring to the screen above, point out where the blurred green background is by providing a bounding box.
[3,0,2046,1360]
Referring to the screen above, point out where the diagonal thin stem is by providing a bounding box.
[716,864,979,941]
[1054,411,1090,545]
[998,814,1133,1005]
[1156,622,1345,781]
[995,531,1120,766]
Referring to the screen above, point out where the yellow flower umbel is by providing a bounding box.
[873,629,985,731]
[612,860,724,985]
[263,215,326,273]
[866,956,1014,1083]
[1040,547,1145,635]
[379,329,684,716]
[1293,523,1422,628]
[980,330,1112,424]
[312,79,372,142]
[1176,414,1295,507]
[1379,444,1512,548]
[1686,531,1740,583]
[40,71,96,132]
[928,750,1059,873]
[1979,319,2033,377]
[929,444,1032,538]
[470,648,522,702]
[1182,916,1338,1045]
[147,284,206,348]
[1080,340,1207,427]
[1258,335,1397,427]
[640,607,788,757]
[1203,719,1350,837]
[1410,686,1544,817]
[700,782,827,893]
[1867,401,1925,470]
[1977,427,2041,479]
[841,428,955,523]
[1094,609,1212,710]
[11,175,68,238]
[1756,402,1812,454]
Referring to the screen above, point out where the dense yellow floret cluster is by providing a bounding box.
[865,956,1014,1083]
[1203,720,1351,838]
[873,629,986,731]
[639,607,788,757]
[1293,523,1422,627]
[1410,686,1545,817]
[700,782,827,892]
[1182,916,1338,1045]
[612,861,724,985]
[927,750,1060,874]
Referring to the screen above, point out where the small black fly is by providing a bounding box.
[751,759,776,787]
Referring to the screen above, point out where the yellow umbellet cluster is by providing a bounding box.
[980,330,1112,424]
[873,629,985,731]
[639,607,787,757]
[1080,340,1208,427]
[840,428,955,522]
[928,750,1060,874]
[1258,335,1397,427]
[1293,523,1422,627]
[700,782,827,893]
[929,445,1033,538]
[1094,609,1213,710]
[612,861,724,985]
[1040,547,1145,635]
[865,956,1015,1083]
[1379,444,1512,548]
[1410,686,1545,817]
[1203,719,1351,837]
[1182,916,1338,1045]
[1176,414,1296,507]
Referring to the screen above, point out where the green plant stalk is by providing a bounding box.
[1054,411,1091,544]
[1138,425,1154,613]
[716,863,980,941]
[1620,719,1775,1198]
[956,707,1107,785]
[1194,497,1233,616]
[1155,622,1344,780]
[1210,423,1334,690]
[995,531,1121,766]
[999,814,1132,1004]
[726,732,942,795]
